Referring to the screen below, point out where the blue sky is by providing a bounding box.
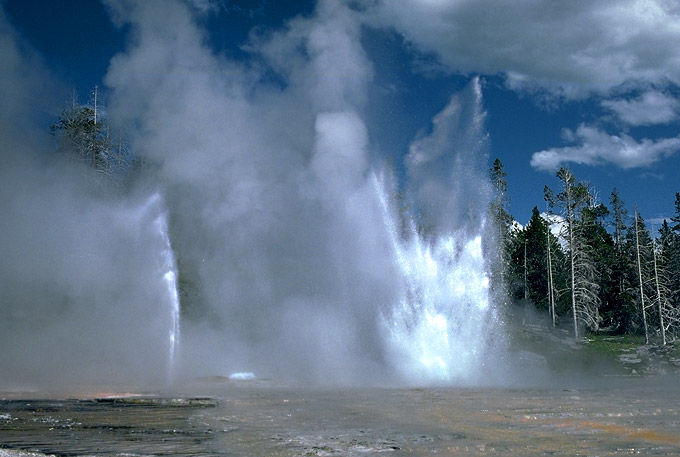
[3,0,679,226]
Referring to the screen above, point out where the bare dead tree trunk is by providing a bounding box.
[634,211,650,345]
[545,168,600,339]
[547,227,556,328]
[524,240,528,301]
[652,242,667,346]
[566,178,578,339]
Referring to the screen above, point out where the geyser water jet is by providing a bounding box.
[375,174,497,384]
[144,192,181,382]
[373,79,503,385]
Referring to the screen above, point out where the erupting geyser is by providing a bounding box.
[168,79,504,386]
[154,200,181,382]
[375,175,498,384]
[0,0,507,387]
[145,192,181,382]
[375,79,504,384]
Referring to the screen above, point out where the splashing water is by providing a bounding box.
[146,192,181,382]
[375,174,497,384]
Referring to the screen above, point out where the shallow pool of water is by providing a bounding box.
[2,379,679,456]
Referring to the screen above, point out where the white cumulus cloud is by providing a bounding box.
[530,125,680,171]
[360,0,680,98]
[602,90,680,126]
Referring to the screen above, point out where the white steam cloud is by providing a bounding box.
[1,7,176,386]
[102,0,400,384]
[101,0,503,384]
[1,0,507,387]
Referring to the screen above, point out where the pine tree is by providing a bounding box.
[546,212,558,327]
[651,233,674,345]
[579,203,615,331]
[51,88,131,185]
[629,211,654,344]
[670,193,680,312]
[610,189,628,247]
[603,189,633,332]
[489,158,514,280]
[545,167,601,338]
[658,195,680,340]
[506,207,569,322]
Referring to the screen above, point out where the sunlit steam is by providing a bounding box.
[375,173,497,384]
[0,0,508,388]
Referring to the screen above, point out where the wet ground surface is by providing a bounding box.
[2,379,680,456]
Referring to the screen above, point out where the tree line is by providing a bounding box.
[491,158,680,343]
[50,87,146,191]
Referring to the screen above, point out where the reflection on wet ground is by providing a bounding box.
[2,380,680,456]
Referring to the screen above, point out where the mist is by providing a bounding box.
[1,0,518,388]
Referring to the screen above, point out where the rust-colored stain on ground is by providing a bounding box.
[560,419,680,446]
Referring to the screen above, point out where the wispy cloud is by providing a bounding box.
[602,90,680,126]
[647,216,670,227]
[530,125,680,171]
[0,6,60,155]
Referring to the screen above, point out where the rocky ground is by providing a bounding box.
[611,340,680,376]
[515,318,680,378]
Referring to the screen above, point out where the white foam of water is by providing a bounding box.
[228,372,256,380]
[374,174,495,384]
[0,450,56,457]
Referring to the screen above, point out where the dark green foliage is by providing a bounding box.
[544,168,602,337]
[669,194,680,309]
[51,104,109,170]
[489,158,514,232]
[488,158,515,289]
[623,212,655,341]
[658,220,679,304]
[578,203,615,329]
[502,165,680,342]
[659,196,680,337]
[50,89,131,187]
[672,192,680,232]
[507,207,568,316]
[504,166,680,343]
[602,190,633,333]
[610,189,628,247]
